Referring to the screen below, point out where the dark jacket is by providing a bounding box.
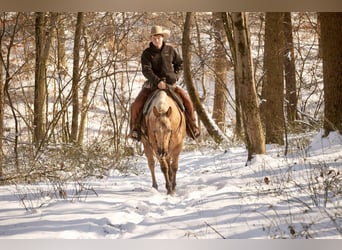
[141,42,183,87]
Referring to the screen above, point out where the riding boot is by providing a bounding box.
[129,87,153,141]
[174,86,200,139]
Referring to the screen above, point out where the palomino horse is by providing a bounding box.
[141,89,186,195]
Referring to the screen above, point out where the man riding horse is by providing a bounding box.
[129,25,200,141]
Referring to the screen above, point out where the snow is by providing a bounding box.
[0,131,341,239]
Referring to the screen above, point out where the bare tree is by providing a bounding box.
[221,12,243,140]
[0,48,3,177]
[70,12,83,143]
[34,12,57,149]
[193,13,208,102]
[231,12,265,160]
[283,12,298,124]
[319,12,342,135]
[182,12,228,144]
[0,13,31,173]
[54,13,69,143]
[34,12,46,148]
[212,12,228,131]
[261,12,285,145]
[77,13,103,145]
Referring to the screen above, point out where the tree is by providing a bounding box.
[261,12,285,145]
[70,12,83,143]
[283,12,298,124]
[33,12,46,148]
[0,49,3,177]
[33,12,56,149]
[231,12,265,160]
[77,13,102,145]
[319,12,342,135]
[221,12,243,139]
[0,13,27,172]
[54,13,69,143]
[212,12,228,131]
[182,12,228,144]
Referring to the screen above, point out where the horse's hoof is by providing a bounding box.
[167,190,175,196]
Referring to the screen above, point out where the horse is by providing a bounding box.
[141,89,186,195]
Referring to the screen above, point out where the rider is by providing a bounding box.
[129,25,200,141]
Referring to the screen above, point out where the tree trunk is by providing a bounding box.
[283,12,298,124]
[34,12,55,149]
[317,13,323,59]
[34,12,57,149]
[194,13,208,101]
[261,12,285,145]
[57,15,67,77]
[221,12,243,140]
[231,12,265,160]
[212,12,228,131]
[0,54,3,177]
[1,13,22,172]
[70,12,83,143]
[78,30,100,145]
[319,12,342,135]
[182,12,228,144]
[34,12,45,148]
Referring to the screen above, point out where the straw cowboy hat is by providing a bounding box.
[150,25,170,40]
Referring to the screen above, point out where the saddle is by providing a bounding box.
[143,88,185,116]
[138,88,185,139]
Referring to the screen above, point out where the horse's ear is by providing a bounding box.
[166,107,172,117]
[153,106,160,117]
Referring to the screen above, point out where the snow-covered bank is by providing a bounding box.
[0,131,341,239]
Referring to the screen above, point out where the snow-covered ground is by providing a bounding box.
[0,130,341,239]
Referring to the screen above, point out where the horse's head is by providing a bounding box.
[152,106,172,159]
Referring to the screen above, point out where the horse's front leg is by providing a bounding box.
[167,158,177,195]
[148,157,158,190]
[144,144,158,190]
[160,158,173,195]
[170,156,179,193]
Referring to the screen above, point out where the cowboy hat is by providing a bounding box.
[150,25,170,40]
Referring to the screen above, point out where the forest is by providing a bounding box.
[0,12,341,183]
[0,11,342,239]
